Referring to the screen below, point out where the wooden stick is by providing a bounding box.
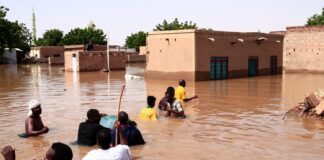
[116,85,126,146]
[299,107,307,117]
[282,111,289,120]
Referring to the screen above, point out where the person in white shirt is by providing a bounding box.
[82,126,132,160]
[165,87,186,118]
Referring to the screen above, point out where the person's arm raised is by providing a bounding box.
[117,123,127,145]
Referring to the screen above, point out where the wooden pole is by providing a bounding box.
[116,85,125,146]
[106,31,110,71]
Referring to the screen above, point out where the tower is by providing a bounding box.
[32,9,36,45]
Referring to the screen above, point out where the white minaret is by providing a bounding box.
[32,8,36,45]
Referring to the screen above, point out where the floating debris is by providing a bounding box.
[284,89,324,120]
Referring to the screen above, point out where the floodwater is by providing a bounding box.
[0,64,324,160]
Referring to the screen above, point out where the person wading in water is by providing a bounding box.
[25,99,49,136]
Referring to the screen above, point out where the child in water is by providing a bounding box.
[140,96,157,120]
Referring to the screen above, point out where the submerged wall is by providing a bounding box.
[64,51,127,72]
[284,25,324,72]
[146,29,283,81]
[195,30,283,80]
[146,30,196,81]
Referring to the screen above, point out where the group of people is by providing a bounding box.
[140,79,198,120]
[80,110,141,160]
[77,109,145,147]
[1,79,197,160]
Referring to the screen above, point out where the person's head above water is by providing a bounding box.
[165,86,175,103]
[147,96,156,108]
[28,99,41,117]
[118,111,129,125]
[166,86,175,95]
[87,109,100,123]
[179,79,186,87]
[96,128,111,150]
[45,142,73,160]
[1,142,73,160]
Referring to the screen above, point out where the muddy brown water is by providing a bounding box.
[0,64,324,160]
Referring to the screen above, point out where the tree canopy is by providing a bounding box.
[35,29,63,46]
[0,6,32,57]
[35,21,106,46]
[124,18,198,51]
[63,27,106,45]
[154,18,198,31]
[125,31,147,52]
[306,7,324,26]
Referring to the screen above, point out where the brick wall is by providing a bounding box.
[109,54,127,70]
[146,29,283,81]
[127,55,146,63]
[48,57,64,65]
[284,25,324,72]
[93,45,107,51]
[39,46,64,62]
[79,52,107,71]
[286,25,324,32]
[64,51,127,72]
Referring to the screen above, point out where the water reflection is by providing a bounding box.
[0,64,324,159]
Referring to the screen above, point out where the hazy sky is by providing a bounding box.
[1,0,324,45]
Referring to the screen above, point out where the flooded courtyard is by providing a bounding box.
[0,64,324,160]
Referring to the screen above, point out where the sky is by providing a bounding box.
[1,0,324,46]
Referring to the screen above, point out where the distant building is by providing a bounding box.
[283,25,324,72]
[139,46,148,55]
[110,45,136,53]
[30,46,64,63]
[2,48,23,64]
[146,29,284,81]
[64,45,136,72]
[270,31,286,36]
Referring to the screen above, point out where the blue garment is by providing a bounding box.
[111,125,145,146]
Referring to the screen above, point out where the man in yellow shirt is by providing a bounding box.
[140,96,157,120]
[175,79,198,103]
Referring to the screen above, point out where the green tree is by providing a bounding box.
[0,6,31,57]
[154,18,198,31]
[34,38,45,46]
[306,7,324,26]
[8,22,32,53]
[0,6,10,55]
[63,27,106,45]
[35,29,63,46]
[125,31,147,52]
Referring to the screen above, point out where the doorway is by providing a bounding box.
[248,57,258,77]
[72,53,77,72]
[210,57,228,80]
[270,56,277,74]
